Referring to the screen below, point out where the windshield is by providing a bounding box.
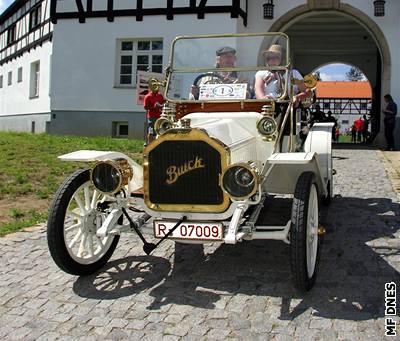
[165,33,291,102]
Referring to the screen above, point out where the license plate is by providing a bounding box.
[154,220,223,241]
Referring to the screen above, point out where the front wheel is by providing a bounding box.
[290,172,320,292]
[47,169,120,276]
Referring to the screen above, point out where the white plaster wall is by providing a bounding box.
[51,14,237,112]
[0,42,52,116]
[345,0,400,103]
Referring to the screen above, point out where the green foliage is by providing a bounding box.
[313,71,321,81]
[0,211,48,237]
[10,208,24,219]
[345,67,364,81]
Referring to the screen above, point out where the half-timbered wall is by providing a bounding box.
[0,0,53,65]
[0,0,52,133]
[314,98,371,133]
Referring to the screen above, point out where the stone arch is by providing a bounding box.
[263,2,391,146]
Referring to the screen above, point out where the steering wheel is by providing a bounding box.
[193,72,225,86]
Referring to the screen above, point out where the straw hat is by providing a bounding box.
[262,44,284,58]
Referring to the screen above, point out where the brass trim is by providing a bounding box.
[143,128,230,213]
[154,117,173,135]
[221,162,259,201]
[90,159,133,195]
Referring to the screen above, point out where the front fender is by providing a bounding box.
[58,150,143,191]
[262,152,327,197]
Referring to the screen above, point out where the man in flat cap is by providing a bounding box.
[189,46,242,100]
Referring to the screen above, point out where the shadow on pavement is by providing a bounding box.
[73,196,400,321]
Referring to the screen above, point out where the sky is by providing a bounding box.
[0,1,367,82]
[0,0,13,14]
[314,63,366,82]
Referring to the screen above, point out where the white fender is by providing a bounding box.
[263,152,327,196]
[58,150,143,191]
[304,123,333,190]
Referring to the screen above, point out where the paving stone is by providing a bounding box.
[0,147,399,341]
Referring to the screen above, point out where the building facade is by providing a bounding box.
[315,81,372,133]
[0,0,399,146]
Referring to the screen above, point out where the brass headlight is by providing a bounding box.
[154,117,173,135]
[221,163,258,200]
[91,159,133,194]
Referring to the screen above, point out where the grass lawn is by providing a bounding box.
[0,132,143,236]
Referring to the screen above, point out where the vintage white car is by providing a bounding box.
[47,33,333,292]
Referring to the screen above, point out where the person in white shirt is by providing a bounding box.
[254,44,307,104]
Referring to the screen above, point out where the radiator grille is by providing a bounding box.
[147,140,224,207]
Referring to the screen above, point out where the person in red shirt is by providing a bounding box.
[354,117,363,143]
[143,85,164,144]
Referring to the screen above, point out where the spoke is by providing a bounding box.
[68,229,82,249]
[84,185,91,210]
[94,235,104,247]
[65,222,82,232]
[91,190,100,209]
[77,234,87,258]
[94,235,104,254]
[74,193,86,214]
[66,211,84,220]
[87,234,94,257]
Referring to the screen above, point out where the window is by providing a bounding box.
[342,120,349,125]
[17,67,23,83]
[112,122,129,137]
[29,5,42,31]
[334,102,341,110]
[360,102,367,110]
[30,61,40,98]
[117,39,163,86]
[0,75,3,88]
[7,24,16,46]
[323,102,330,109]
[8,71,12,86]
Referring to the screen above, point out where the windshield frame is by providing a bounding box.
[165,32,291,103]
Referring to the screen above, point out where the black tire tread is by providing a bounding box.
[290,171,320,292]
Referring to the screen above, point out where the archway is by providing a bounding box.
[312,62,373,143]
[265,3,391,147]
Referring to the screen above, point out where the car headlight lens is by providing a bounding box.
[91,159,133,194]
[221,164,258,200]
[257,116,277,136]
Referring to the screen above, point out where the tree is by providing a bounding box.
[345,67,364,81]
[313,71,321,81]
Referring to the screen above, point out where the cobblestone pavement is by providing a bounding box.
[1,146,400,340]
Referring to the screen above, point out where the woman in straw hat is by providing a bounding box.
[254,44,305,102]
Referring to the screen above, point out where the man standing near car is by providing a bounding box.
[144,83,164,145]
[383,93,397,151]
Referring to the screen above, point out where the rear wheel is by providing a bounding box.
[47,169,120,275]
[290,172,320,292]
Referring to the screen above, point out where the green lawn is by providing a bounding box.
[0,132,143,236]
